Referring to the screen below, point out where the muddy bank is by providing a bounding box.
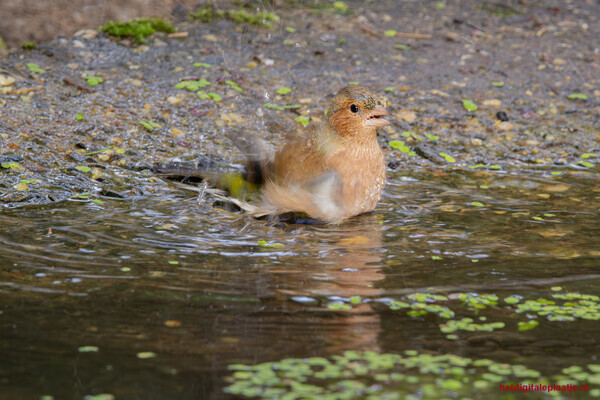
[0,0,598,208]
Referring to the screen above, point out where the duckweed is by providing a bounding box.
[517,295,600,321]
[312,289,600,336]
[224,350,565,399]
[440,318,505,333]
[175,79,210,91]
[389,140,416,156]
[458,293,499,309]
[518,320,539,331]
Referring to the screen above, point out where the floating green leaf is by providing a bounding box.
[389,140,414,155]
[471,202,484,207]
[193,62,212,68]
[285,26,296,33]
[425,133,439,141]
[208,92,222,102]
[136,352,157,359]
[83,394,115,400]
[257,240,284,248]
[462,99,478,111]
[139,120,161,131]
[1,161,23,171]
[76,113,84,121]
[26,63,46,74]
[295,115,310,126]
[518,320,539,331]
[263,103,300,111]
[75,166,91,173]
[175,78,210,91]
[225,80,243,92]
[333,1,348,11]
[327,302,352,310]
[567,93,588,101]
[276,87,292,95]
[491,81,504,87]
[402,131,422,141]
[283,39,295,46]
[84,145,115,156]
[469,163,485,169]
[264,103,284,111]
[578,161,595,168]
[71,193,90,200]
[439,152,456,163]
[86,76,104,86]
[78,346,99,353]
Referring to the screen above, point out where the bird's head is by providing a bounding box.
[327,86,390,139]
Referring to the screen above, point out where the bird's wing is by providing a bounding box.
[260,171,346,224]
[225,130,274,185]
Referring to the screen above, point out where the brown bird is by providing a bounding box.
[155,86,391,224]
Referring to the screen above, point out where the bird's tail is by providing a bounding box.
[152,130,275,213]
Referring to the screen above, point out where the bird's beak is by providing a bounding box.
[365,104,390,127]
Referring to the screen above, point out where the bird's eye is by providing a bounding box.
[350,104,359,113]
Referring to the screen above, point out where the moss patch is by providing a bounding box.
[190,3,279,29]
[99,18,175,44]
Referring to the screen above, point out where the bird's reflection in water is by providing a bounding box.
[273,213,388,353]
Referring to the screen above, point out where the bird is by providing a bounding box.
[154,86,391,224]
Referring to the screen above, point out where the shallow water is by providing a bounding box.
[1,166,598,399]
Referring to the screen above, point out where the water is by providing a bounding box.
[1,166,598,399]
[1,0,599,397]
